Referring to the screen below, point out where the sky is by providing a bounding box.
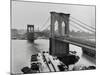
[11,1,95,32]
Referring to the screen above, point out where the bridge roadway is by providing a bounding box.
[52,36,96,51]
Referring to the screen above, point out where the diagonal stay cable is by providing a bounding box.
[70,19,95,33]
[70,23,86,32]
[70,16,95,30]
[39,16,50,31]
[41,24,50,31]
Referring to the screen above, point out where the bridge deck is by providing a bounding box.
[52,37,96,51]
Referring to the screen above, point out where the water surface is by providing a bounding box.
[11,39,95,74]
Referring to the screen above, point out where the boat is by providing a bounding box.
[21,51,68,74]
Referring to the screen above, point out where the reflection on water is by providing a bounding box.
[11,39,95,74]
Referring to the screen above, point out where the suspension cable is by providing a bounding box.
[70,23,86,32]
[39,16,50,31]
[41,24,50,31]
[70,16,95,30]
[70,19,95,33]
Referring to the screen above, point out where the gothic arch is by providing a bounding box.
[50,12,70,37]
[62,21,65,36]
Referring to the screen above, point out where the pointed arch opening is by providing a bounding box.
[54,20,59,36]
[62,21,65,36]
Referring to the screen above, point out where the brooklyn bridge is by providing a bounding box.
[20,11,96,74]
[27,11,95,58]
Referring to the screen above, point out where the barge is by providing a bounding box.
[21,51,95,74]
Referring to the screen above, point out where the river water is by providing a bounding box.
[11,39,95,74]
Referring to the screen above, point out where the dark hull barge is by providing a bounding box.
[21,51,96,74]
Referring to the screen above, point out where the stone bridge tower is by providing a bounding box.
[27,25,34,42]
[49,12,70,57]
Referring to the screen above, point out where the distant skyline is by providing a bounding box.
[11,1,95,32]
